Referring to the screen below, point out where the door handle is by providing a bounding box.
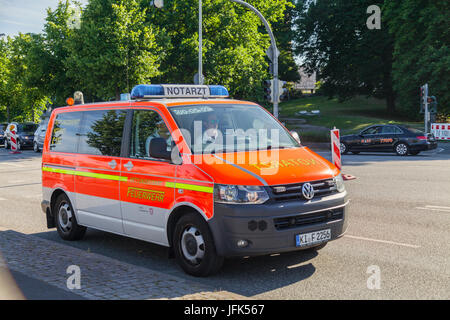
[124,161,134,171]
[108,159,117,170]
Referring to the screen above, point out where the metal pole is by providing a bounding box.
[424,83,429,133]
[230,0,279,118]
[199,0,203,85]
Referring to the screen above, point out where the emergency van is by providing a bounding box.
[41,84,349,276]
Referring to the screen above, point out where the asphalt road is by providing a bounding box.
[0,144,449,299]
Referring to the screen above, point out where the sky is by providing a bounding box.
[0,0,88,36]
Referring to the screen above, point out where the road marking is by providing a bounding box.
[344,235,421,249]
[0,197,6,201]
[415,206,450,213]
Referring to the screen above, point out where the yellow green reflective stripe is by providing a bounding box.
[167,182,213,193]
[42,166,213,193]
[42,166,127,182]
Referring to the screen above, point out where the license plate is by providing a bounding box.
[296,229,331,247]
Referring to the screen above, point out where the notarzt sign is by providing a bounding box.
[163,85,210,98]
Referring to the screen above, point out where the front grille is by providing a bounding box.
[273,208,344,230]
[270,179,336,202]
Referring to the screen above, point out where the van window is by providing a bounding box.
[130,110,172,159]
[169,104,299,154]
[50,112,83,153]
[78,110,127,156]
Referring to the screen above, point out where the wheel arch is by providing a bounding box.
[166,204,209,248]
[50,188,77,218]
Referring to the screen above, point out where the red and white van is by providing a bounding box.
[41,84,349,276]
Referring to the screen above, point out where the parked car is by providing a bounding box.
[33,120,49,152]
[4,122,39,150]
[340,124,437,156]
[0,123,7,146]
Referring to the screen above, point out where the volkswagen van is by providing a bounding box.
[41,84,349,276]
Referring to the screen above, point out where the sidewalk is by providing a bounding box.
[0,229,246,300]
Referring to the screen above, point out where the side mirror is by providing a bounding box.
[149,137,171,160]
[290,131,301,144]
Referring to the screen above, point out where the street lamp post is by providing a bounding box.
[229,0,280,118]
[153,1,280,117]
[198,0,203,85]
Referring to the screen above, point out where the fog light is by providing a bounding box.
[248,220,257,231]
[258,220,267,231]
[237,240,248,248]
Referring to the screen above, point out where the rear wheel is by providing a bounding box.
[54,194,86,241]
[33,142,40,153]
[340,142,349,155]
[395,142,409,156]
[4,139,9,149]
[173,212,224,277]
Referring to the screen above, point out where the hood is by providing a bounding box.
[193,147,339,186]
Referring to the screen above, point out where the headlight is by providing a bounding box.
[334,173,345,193]
[214,185,269,204]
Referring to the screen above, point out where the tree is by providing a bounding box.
[294,0,396,113]
[146,0,291,102]
[384,0,450,116]
[66,0,161,101]
[41,0,81,106]
[272,0,300,82]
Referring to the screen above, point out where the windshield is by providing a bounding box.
[406,127,424,134]
[18,124,38,133]
[169,104,300,154]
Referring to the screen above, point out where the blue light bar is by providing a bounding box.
[130,84,229,99]
[131,84,164,99]
[209,85,229,97]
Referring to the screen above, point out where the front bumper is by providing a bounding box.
[19,138,34,147]
[208,191,349,257]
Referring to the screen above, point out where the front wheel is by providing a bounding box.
[4,139,9,149]
[33,142,40,153]
[173,213,224,277]
[395,143,409,156]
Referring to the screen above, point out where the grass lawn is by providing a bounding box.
[277,95,423,142]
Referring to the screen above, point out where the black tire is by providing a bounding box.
[173,212,224,277]
[395,142,409,156]
[4,139,9,149]
[54,193,86,241]
[33,142,40,153]
[409,150,420,156]
[340,142,349,155]
[16,139,21,150]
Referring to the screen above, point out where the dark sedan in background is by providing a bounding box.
[340,124,437,156]
[0,123,7,145]
[4,122,38,150]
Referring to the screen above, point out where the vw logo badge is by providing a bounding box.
[302,183,314,200]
